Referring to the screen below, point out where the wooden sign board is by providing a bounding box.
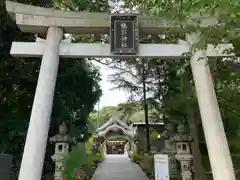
[110,14,139,54]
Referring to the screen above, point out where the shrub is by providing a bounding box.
[63,143,99,180]
[131,149,140,163]
[137,153,154,179]
[151,129,160,140]
[132,153,138,162]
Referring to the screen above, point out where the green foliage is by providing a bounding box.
[54,60,102,137]
[86,135,104,162]
[122,0,239,47]
[54,0,109,12]
[89,106,117,128]
[63,143,87,180]
[63,143,100,180]
[131,149,139,162]
[150,129,160,140]
[99,143,105,159]
[89,101,163,127]
[86,135,98,154]
[129,110,144,122]
[137,153,154,179]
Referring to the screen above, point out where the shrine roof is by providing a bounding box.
[97,113,130,132]
[132,122,164,126]
[96,113,135,138]
[98,124,134,138]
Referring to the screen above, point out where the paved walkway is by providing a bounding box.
[91,154,149,180]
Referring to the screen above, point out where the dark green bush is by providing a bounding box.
[63,143,100,180]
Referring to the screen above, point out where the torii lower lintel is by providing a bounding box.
[10,42,234,59]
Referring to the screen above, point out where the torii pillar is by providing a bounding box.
[18,26,63,180]
[187,32,236,180]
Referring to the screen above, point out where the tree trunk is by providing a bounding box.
[142,60,150,152]
[185,68,205,180]
[188,111,205,180]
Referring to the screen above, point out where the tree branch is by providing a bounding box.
[92,58,114,66]
[57,0,75,11]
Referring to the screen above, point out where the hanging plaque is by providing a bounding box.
[110,14,139,54]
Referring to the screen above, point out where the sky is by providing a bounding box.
[93,61,152,110]
[94,62,129,110]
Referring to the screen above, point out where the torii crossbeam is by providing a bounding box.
[5,1,236,180]
[10,41,233,58]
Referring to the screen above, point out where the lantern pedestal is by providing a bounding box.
[172,124,193,180]
[50,123,74,180]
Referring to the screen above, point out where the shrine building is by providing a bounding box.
[96,113,135,155]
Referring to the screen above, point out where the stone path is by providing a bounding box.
[91,154,149,180]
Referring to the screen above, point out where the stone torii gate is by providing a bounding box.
[6,1,236,180]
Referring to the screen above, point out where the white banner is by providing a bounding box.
[154,154,170,180]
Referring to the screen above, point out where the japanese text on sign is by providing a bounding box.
[120,22,128,48]
[110,14,138,54]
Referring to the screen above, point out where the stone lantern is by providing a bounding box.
[49,122,75,180]
[161,122,178,179]
[172,124,193,180]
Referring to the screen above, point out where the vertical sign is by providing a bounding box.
[154,154,169,180]
[110,14,138,54]
[0,154,13,180]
